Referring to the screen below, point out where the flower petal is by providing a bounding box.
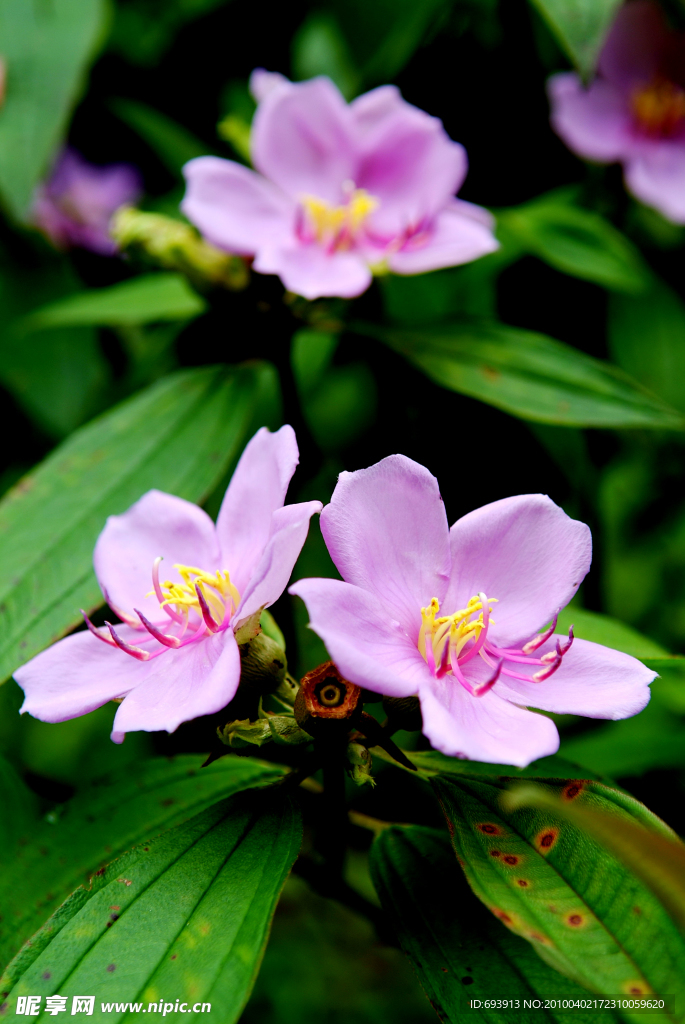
[216,425,299,597]
[237,500,322,620]
[15,626,157,723]
[357,102,467,237]
[490,636,654,720]
[419,682,560,767]
[320,455,451,639]
[624,145,685,224]
[181,156,293,255]
[445,494,591,649]
[289,577,429,697]
[250,68,290,103]
[111,629,240,742]
[94,490,221,622]
[548,73,634,164]
[252,77,356,204]
[254,244,372,299]
[387,200,499,275]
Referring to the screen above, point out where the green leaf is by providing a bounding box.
[0,754,39,858]
[292,13,360,100]
[0,754,284,970]
[371,826,620,1023]
[528,0,622,79]
[0,787,302,1022]
[0,361,279,684]
[433,774,685,1004]
[19,273,206,332]
[0,0,108,220]
[608,278,685,415]
[356,321,684,429]
[503,783,685,932]
[497,192,650,293]
[110,98,209,177]
[0,249,109,437]
[330,0,451,86]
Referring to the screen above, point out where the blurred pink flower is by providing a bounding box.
[181,72,498,300]
[291,455,654,767]
[16,426,321,743]
[549,1,685,222]
[32,148,142,255]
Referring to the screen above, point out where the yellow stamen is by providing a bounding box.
[632,78,685,137]
[301,188,379,250]
[419,594,497,672]
[148,563,240,624]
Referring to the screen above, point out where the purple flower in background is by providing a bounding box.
[32,148,142,255]
[15,427,321,743]
[549,1,685,222]
[291,456,653,767]
[181,72,498,300]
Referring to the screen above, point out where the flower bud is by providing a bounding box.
[346,742,375,787]
[111,207,248,290]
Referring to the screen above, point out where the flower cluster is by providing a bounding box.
[16,429,652,766]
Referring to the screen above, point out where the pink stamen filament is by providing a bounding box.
[152,557,184,624]
[105,622,151,661]
[134,608,181,648]
[195,582,221,633]
[422,595,574,695]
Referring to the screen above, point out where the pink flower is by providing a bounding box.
[290,456,653,767]
[548,1,685,222]
[32,148,142,255]
[181,72,498,300]
[16,427,321,743]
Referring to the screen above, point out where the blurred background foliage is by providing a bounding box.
[3,0,685,1017]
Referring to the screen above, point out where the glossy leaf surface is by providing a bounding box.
[0,754,284,971]
[358,322,684,428]
[20,274,206,332]
[0,0,108,220]
[498,192,649,292]
[0,362,279,683]
[0,788,302,1023]
[433,774,685,1009]
[503,784,685,932]
[371,825,619,1023]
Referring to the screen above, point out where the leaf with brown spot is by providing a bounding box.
[370,826,619,1024]
[433,775,685,1016]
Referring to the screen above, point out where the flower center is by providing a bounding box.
[153,561,240,626]
[631,78,685,138]
[298,185,378,252]
[82,558,241,662]
[417,593,574,697]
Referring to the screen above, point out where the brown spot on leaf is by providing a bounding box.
[490,850,501,858]
[624,981,651,995]
[563,782,584,801]
[516,879,530,887]
[42,972,51,980]
[565,913,584,927]
[503,855,520,866]
[536,827,559,853]
[477,823,503,836]
[106,964,116,973]
[161,798,175,807]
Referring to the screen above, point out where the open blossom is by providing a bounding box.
[32,148,142,254]
[548,1,685,223]
[181,71,498,300]
[291,456,653,766]
[16,427,321,742]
